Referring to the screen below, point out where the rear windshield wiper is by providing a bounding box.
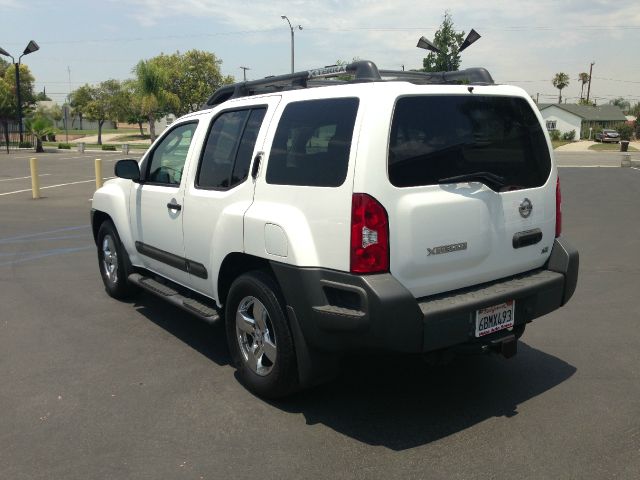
[438,172,506,189]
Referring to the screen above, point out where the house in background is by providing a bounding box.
[537,103,626,139]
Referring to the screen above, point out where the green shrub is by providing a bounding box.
[549,130,561,141]
[101,144,116,151]
[562,130,576,141]
[19,141,33,148]
[58,143,71,149]
[618,124,633,141]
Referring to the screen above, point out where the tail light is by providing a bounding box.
[555,177,562,237]
[350,193,389,273]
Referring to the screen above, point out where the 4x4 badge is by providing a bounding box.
[519,198,533,218]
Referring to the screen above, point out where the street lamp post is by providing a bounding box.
[416,29,480,71]
[0,40,40,143]
[281,15,302,73]
[239,66,250,81]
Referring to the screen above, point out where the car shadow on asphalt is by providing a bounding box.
[274,343,576,451]
[128,292,575,451]
[131,291,231,367]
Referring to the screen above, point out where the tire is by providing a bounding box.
[97,220,137,299]
[225,271,298,398]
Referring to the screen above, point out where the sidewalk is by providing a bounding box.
[69,133,150,145]
[555,140,639,152]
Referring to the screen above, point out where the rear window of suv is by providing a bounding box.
[388,95,551,189]
[266,98,359,187]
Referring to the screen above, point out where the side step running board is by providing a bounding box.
[128,273,221,324]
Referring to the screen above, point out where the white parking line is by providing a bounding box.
[557,165,618,168]
[0,177,114,196]
[0,174,52,182]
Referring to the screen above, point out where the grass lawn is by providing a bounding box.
[588,143,637,152]
[552,140,572,149]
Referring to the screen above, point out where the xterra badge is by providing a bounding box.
[427,242,468,256]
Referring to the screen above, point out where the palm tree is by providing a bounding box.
[578,72,590,100]
[24,115,55,153]
[552,73,570,104]
[133,61,178,141]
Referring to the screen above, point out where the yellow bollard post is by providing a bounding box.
[95,158,103,190]
[29,157,41,199]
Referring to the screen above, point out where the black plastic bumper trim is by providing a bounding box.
[270,237,578,355]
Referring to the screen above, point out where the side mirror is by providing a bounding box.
[115,159,141,182]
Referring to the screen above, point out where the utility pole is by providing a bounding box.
[65,66,71,142]
[536,93,539,104]
[586,62,595,103]
[239,66,250,81]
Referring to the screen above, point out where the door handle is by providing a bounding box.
[167,202,182,211]
[251,152,263,180]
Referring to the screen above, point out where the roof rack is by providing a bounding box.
[204,60,494,107]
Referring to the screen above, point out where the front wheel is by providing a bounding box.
[97,221,137,299]
[225,271,298,398]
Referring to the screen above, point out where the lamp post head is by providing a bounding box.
[0,46,10,57]
[298,25,303,30]
[459,29,481,53]
[281,15,286,19]
[416,36,442,54]
[23,40,40,56]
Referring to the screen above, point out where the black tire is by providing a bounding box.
[97,220,138,299]
[225,270,298,398]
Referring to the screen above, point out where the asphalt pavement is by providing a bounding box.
[1,150,639,479]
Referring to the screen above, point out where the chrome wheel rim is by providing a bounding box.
[235,296,277,376]
[102,235,118,285]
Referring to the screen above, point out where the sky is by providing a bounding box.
[1,0,639,107]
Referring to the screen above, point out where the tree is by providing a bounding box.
[147,50,234,117]
[609,97,630,113]
[0,61,36,119]
[552,73,570,104]
[419,11,465,72]
[24,114,55,152]
[133,60,179,141]
[35,90,51,101]
[0,77,12,151]
[0,60,36,150]
[35,102,63,125]
[69,84,94,130]
[84,80,128,145]
[122,79,147,136]
[578,72,590,100]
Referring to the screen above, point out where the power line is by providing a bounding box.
[2,24,639,46]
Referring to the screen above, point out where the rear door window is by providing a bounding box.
[197,107,266,189]
[266,98,359,187]
[388,96,551,189]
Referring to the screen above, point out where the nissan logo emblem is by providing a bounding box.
[519,198,533,218]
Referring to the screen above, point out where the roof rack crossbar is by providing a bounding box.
[379,68,494,85]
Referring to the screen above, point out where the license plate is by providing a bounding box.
[475,300,515,337]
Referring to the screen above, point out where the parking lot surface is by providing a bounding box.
[1,151,639,479]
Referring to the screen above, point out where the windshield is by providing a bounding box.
[388,95,551,189]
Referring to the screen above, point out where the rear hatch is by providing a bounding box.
[384,93,556,298]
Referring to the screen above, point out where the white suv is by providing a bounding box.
[91,61,579,398]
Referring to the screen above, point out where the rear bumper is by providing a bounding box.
[271,237,579,354]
